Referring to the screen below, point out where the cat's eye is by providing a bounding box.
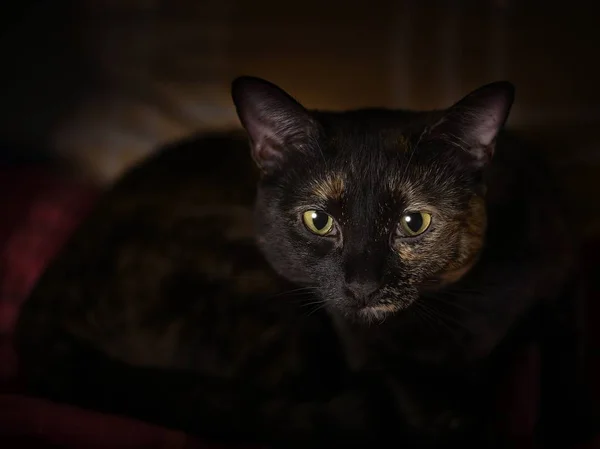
[399,211,432,237]
[302,210,334,236]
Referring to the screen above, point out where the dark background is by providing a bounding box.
[0,0,599,238]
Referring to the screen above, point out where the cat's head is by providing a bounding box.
[232,76,514,323]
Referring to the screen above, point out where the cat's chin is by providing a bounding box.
[357,304,400,322]
[333,302,402,324]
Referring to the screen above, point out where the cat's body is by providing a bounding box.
[14,132,396,447]
[16,78,596,448]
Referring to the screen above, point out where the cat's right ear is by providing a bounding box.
[232,76,317,173]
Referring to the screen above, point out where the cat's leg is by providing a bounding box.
[17,330,511,448]
[16,331,399,447]
[16,322,509,448]
[166,369,403,448]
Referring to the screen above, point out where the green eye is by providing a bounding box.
[399,211,432,237]
[302,210,334,236]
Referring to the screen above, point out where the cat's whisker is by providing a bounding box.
[291,295,323,307]
[425,294,477,314]
[313,138,328,167]
[379,311,389,325]
[413,301,442,326]
[441,287,486,297]
[425,286,490,309]
[307,302,329,316]
[411,305,438,333]
[300,298,328,308]
[297,294,333,316]
[267,286,319,300]
[414,301,465,341]
[399,128,426,184]
[303,297,332,316]
[421,302,472,335]
[399,146,417,185]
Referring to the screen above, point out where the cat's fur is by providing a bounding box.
[16,77,596,448]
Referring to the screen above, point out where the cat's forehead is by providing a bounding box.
[306,147,429,207]
[304,145,454,210]
[313,138,419,196]
[295,110,460,207]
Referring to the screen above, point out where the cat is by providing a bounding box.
[15,76,597,448]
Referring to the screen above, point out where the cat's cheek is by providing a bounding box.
[393,243,422,264]
[433,209,486,286]
[304,237,338,259]
[389,241,452,292]
[435,257,480,286]
[254,228,311,285]
[392,240,442,273]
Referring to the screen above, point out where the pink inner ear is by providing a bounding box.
[252,134,286,170]
[470,111,503,148]
[232,76,315,171]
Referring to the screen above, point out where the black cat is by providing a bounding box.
[16,76,597,448]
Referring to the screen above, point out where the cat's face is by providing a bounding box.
[232,77,514,323]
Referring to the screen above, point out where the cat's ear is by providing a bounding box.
[231,76,317,173]
[427,81,515,168]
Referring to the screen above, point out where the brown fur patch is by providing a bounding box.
[437,195,486,285]
[436,256,479,285]
[311,173,345,201]
[395,244,421,262]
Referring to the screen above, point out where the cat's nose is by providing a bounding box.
[344,281,379,303]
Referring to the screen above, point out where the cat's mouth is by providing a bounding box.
[356,303,399,321]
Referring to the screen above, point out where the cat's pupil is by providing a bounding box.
[312,212,329,230]
[404,213,423,233]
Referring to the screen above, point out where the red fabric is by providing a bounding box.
[0,164,597,448]
[0,394,228,449]
[0,167,98,387]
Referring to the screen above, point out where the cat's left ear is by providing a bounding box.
[231,76,318,173]
[427,81,515,168]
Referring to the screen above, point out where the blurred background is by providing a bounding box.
[0,0,599,237]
